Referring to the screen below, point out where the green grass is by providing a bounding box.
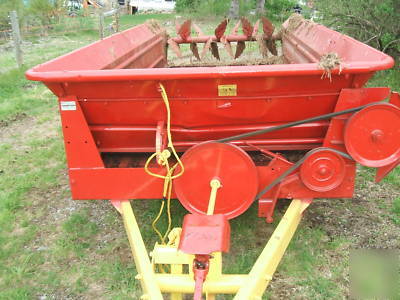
[391,197,400,224]
[119,13,172,29]
[57,210,99,258]
[0,11,399,299]
[368,67,400,92]
[0,13,176,299]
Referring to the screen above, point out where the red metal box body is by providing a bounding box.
[26,21,395,210]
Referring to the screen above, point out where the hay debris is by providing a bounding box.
[318,52,342,81]
[146,19,164,35]
[168,55,285,68]
[285,13,314,34]
[286,14,304,32]
[256,34,269,58]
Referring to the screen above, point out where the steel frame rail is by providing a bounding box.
[121,201,163,299]
[120,199,310,299]
[234,199,310,299]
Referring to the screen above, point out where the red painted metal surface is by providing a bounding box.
[25,19,399,220]
[174,142,258,219]
[389,91,400,107]
[192,255,212,300]
[344,103,400,167]
[300,150,346,192]
[375,159,400,183]
[179,214,230,254]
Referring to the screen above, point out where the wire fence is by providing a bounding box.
[0,15,100,43]
[1,9,123,68]
[0,28,12,42]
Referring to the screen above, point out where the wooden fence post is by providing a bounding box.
[98,10,104,39]
[115,9,120,32]
[10,11,23,68]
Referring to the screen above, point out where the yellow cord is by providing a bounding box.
[152,201,165,243]
[146,83,184,245]
[144,84,184,179]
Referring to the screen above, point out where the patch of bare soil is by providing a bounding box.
[0,112,27,128]
[0,112,59,148]
[270,273,307,300]
[306,181,400,249]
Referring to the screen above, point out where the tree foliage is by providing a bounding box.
[27,0,65,24]
[265,0,296,22]
[316,0,399,55]
[175,0,199,13]
[175,0,296,20]
[0,0,24,30]
[0,0,65,30]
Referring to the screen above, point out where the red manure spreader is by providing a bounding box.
[26,14,399,300]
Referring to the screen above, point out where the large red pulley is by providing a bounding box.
[344,103,400,167]
[300,149,346,192]
[174,142,259,219]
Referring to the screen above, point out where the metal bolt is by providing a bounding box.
[371,129,384,143]
[317,164,329,176]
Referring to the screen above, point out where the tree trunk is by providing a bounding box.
[228,0,240,19]
[256,0,266,15]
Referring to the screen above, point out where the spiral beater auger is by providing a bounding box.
[168,16,281,61]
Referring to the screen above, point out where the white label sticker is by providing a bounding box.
[60,101,76,111]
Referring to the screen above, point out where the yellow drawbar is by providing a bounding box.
[120,199,310,299]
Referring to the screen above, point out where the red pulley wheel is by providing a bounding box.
[344,103,400,167]
[300,149,346,192]
[174,142,258,219]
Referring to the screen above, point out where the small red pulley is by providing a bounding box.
[344,103,400,167]
[174,142,259,219]
[300,149,346,192]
